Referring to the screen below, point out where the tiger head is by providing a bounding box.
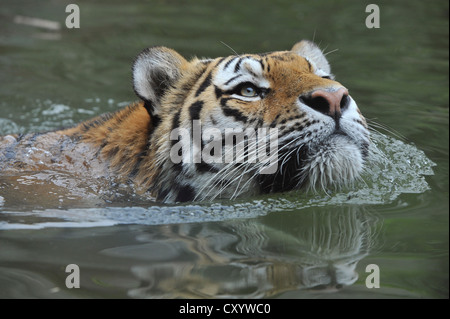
[132,40,370,202]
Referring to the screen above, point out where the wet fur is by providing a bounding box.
[0,41,370,203]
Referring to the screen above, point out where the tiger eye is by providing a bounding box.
[240,85,258,97]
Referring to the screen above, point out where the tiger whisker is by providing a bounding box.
[219,41,240,56]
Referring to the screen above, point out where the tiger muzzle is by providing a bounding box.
[299,87,349,122]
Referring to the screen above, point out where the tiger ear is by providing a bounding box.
[132,47,187,115]
[291,40,331,75]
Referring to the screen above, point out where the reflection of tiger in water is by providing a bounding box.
[126,208,378,298]
[0,40,369,203]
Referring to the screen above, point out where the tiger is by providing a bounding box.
[0,40,370,203]
[128,207,375,297]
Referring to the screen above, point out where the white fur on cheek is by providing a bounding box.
[302,135,363,191]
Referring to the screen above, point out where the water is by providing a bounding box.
[0,0,448,298]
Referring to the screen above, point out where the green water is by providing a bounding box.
[0,0,448,298]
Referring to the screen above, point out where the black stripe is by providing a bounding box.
[224,74,242,86]
[222,106,248,123]
[195,125,220,174]
[143,100,154,115]
[196,161,219,173]
[291,113,307,121]
[189,100,204,121]
[220,97,248,122]
[234,57,243,73]
[175,184,196,202]
[361,142,370,159]
[104,146,120,159]
[269,114,281,128]
[223,56,238,70]
[217,57,226,65]
[257,144,309,193]
[272,55,289,62]
[258,59,265,71]
[156,188,170,202]
[306,59,313,72]
[235,55,253,73]
[171,109,181,133]
[214,85,223,99]
[254,117,264,128]
[171,109,182,150]
[195,72,212,97]
[81,112,114,133]
[97,140,108,156]
[247,69,257,78]
[277,123,305,137]
[143,100,161,127]
[151,114,161,128]
[192,102,211,173]
[220,97,231,107]
[143,101,161,127]
[173,160,182,172]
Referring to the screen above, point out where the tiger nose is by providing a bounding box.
[300,88,350,120]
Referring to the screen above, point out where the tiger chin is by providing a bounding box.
[0,40,370,203]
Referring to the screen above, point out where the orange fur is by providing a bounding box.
[1,41,369,203]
